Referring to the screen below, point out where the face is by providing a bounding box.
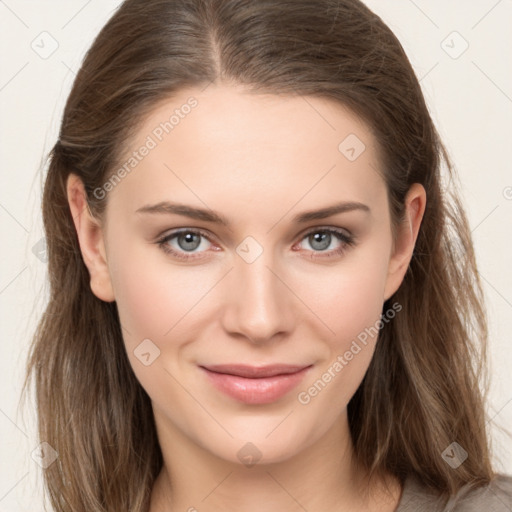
[69,84,424,466]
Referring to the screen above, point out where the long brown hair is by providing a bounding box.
[22,0,502,510]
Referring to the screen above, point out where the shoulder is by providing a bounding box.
[448,473,512,511]
[395,473,512,512]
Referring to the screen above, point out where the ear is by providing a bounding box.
[383,183,426,301]
[66,173,115,302]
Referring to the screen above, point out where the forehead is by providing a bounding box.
[107,84,386,220]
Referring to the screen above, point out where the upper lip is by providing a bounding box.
[200,364,312,378]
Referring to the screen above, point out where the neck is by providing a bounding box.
[149,409,402,512]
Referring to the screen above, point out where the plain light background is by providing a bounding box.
[1,0,511,509]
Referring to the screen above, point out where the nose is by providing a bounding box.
[221,247,294,345]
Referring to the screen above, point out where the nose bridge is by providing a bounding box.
[222,237,291,342]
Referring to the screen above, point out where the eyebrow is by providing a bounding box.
[135,200,370,226]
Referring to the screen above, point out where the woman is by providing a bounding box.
[23,0,512,510]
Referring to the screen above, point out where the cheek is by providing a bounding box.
[305,245,391,345]
[295,237,391,400]
[107,239,208,351]
[295,267,390,413]
[308,271,385,386]
[108,251,212,404]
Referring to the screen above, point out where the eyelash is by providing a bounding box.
[156,227,356,262]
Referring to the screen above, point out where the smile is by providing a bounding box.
[199,364,313,404]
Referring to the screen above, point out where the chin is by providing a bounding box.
[203,428,308,468]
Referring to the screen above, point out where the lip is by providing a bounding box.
[199,364,313,404]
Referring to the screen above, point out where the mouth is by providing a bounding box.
[199,364,313,404]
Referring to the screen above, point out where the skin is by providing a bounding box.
[67,84,426,512]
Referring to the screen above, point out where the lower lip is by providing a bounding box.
[200,366,312,405]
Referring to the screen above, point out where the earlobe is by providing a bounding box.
[383,183,426,301]
[66,173,115,302]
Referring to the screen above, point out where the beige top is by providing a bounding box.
[395,473,512,511]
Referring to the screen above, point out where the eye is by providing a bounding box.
[156,226,356,262]
[294,227,355,259]
[156,229,216,261]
